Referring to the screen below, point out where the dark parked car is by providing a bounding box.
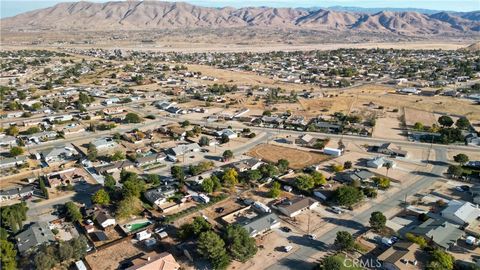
[216,207,225,213]
[281,226,292,233]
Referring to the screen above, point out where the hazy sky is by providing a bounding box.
[1,0,479,18]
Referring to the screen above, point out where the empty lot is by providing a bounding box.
[247,144,330,169]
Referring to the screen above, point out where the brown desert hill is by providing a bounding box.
[1,0,479,38]
[462,42,480,51]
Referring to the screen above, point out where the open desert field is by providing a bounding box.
[247,144,330,169]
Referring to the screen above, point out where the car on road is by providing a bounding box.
[282,245,293,252]
[281,226,292,233]
[200,149,210,153]
[329,206,343,214]
[305,234,317,240]
[456,186,470,192]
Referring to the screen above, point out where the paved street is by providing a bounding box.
[266,148,449,270]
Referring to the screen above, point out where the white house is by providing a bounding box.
[95,212,116,228]
[367,156,396,169]
[136,230,152,241]
[441,200,480,225]
[92,137,117,150]
[215,129,237,139]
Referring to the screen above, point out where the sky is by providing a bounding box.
[1,0,479,18]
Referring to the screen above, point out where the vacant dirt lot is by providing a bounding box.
[247,144,329,169]
[85,238,143,270]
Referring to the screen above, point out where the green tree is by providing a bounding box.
[171,165,185,182]
[269,182,281,198]
[259,164,279,178]
[58,241,74,261]
[181,120,190,127]
[222,168,238,188]
[71,236,88,260]
[405,233,427,248]
[413,122,424,130]
[109,150,125,161]
[202,178,215,193]
[447,165,463,179]
[87,143,97,162]
[122,178,145,198]
[222,150,234,161]
[277,159,289,173]
[0,239,17,270]
[334,231,355,251]
[374,177,391,189]
[9,146,24,157]
[116,196,143,219]
[199,136,210,146]
[104,174,116,190]
[453,153,469,165]
[295,174,315,191]
[332,164,344,173]
[319,255,342,270]
[225,225,258,262]
[311,171,327,185]
[369,211,387,232]
[343,161,353,169]
[34,250,57,270]
[5,126,19,136]
[91,189,110,205]
[438,115,454,127]
[220,134,230,144]
[427,249,454,270]
[243,170,262,182]
[0,202,29,232]
[65,202,82,222]
[455,117,470,130]
[124,113,142,123]
[334,186,364,207]
[197,231,231,270]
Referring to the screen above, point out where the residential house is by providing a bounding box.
[298,134,314,145]
[367,156,396,169]
[95,211,116,228]
[16,222,55,253]
[92,137,117,151]
[314,121,342,133]
[167,143,200,157]
[275,197,319,218]
[95,160,134,175]
[215,129,237,139]
[377,143,408,158]
[377,241,423,270]
[0,156,27,169]
[0,185,34,201]
[336,169,375,184]
[22,131,58,144]
[0,135,17,147]
[241,213,281,237]
[411,218,463,250]
[135,153,166,167]
[144,185,177,207]
[441,200,480,226]
[125,252,180,270]
[397,88,421,95]
[41,144,78,165]
[230,158,264,172]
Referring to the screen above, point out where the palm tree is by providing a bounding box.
[385,162,392,177]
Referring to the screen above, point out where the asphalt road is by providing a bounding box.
[265,148,449,270]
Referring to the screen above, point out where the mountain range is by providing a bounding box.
[1,1,479,37]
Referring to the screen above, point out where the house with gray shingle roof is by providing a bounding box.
[16,222,55,253]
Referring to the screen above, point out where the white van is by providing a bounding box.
[282,245,293,252]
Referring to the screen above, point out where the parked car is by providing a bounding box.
[281,226,292,233]
[215,207,225,213]
[154,227,165,234]
[305,234,317,240]
[330,206,343,214]
[85,219,94,226]
[282,245,293,252]
[283,185,293,192]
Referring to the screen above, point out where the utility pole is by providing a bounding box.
[307,210,311,235]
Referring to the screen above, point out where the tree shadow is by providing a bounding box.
[276,258,318,270]
[411,171,441,178]
[321,217,365,231]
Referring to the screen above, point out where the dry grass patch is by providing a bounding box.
[247,144,329,169]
